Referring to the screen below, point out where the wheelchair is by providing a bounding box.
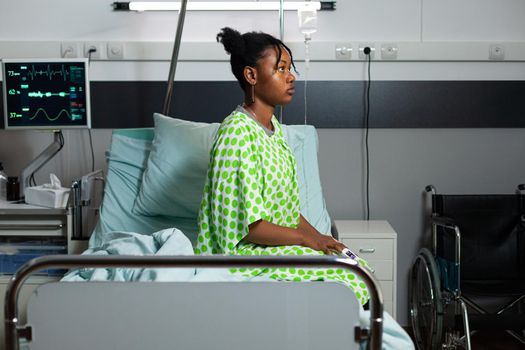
[410,185,525,350]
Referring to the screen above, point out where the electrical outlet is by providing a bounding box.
[61,42,78,58]
[381,43,398,60]
[107,42,124,60]
[489,44,505,60]
[84,42,103,59]
[358,44,375,59]
[335,43,352,60]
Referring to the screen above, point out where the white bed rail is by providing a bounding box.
[4,255,383,350]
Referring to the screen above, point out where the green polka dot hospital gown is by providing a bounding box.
[195,107,370,306]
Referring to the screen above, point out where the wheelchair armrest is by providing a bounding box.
[430,215,461,293]
[430,216,459,231]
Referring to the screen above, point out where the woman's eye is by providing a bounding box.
[278,67,285,72]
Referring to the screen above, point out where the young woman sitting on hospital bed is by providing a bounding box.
[195,27,371,306]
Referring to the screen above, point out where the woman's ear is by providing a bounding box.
[243,66,257,86]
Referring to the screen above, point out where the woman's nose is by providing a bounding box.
[288,71,296,82]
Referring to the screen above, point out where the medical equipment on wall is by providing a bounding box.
[1,58,91,198]
[298,3,318,124]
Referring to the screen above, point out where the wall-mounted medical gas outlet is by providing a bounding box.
[358,44,375,59]
[107,42,124,60]
[335,43,352,60]
[381,43,398,60]
[84,42,103,59]
[489,44,505,60]
[61,42,79,58]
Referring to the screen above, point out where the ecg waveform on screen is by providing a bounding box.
[25,64,70,81]
[29,108,81,122]
[28,91,70,98]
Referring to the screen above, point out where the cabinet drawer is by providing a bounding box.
[0,218,66,237]
[341,238,393,260]
[367,260,393,280]
[384,301,394,316]
[377,280,393,302]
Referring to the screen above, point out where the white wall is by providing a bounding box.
[1,0,525,326]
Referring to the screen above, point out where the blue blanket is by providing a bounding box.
[63,229,196,282]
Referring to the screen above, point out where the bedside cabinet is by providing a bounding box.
[335,220,397,319]
[0,199,89,346]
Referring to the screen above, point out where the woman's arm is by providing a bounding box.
[298,214,321,236]
[244,218,346,255]
[245,220,306,246]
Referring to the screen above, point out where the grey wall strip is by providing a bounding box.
[1,81,524,129]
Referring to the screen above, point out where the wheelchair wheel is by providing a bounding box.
[410,248,443,350]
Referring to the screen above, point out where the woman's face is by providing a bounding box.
[254,45,296,106]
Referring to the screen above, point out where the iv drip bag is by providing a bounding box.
[298,3,318,36]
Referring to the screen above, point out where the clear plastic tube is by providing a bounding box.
[298,4,317,125]
[303,38,310,124]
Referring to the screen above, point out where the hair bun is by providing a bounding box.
[216,27,245,56]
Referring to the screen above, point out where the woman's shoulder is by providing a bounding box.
[219,110,260,136]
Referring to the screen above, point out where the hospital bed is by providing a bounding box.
[3,117,417,350]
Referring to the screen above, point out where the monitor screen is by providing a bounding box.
[2,58,91,129]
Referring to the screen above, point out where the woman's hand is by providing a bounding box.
[300,228,346,255]
[297,214,346,255]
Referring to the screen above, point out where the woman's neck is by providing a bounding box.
[243,101,274,131]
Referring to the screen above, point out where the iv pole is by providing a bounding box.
[278,0,284,123]
[162,0,189,115]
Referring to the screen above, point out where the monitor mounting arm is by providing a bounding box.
[19,131,63,198]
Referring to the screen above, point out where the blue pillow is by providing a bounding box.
[90,128,201,247]
[133,113,220,219]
